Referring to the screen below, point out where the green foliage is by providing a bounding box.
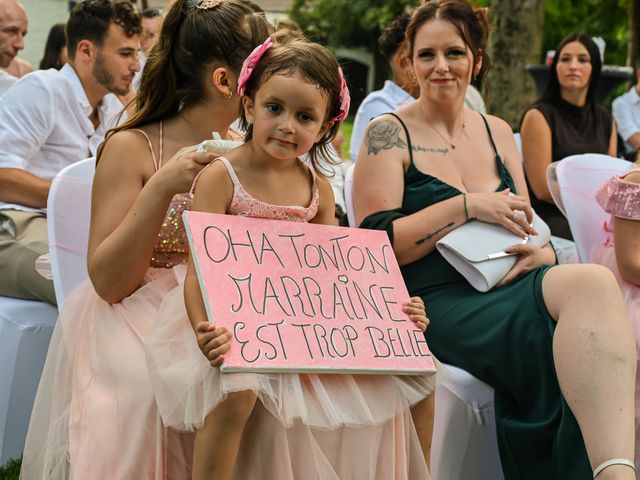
[543,0,629,66]
[290,0,418,48]
[0,458,20,480]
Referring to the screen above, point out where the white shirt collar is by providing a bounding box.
[60,63,96,117]
[383,80,415,104]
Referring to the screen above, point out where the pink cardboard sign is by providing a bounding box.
[184,211,436,375]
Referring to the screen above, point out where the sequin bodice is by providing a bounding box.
[595,168,640,247]
[150,193,193,268]
[132,123,194,269]
[222,157,318,222]
[596,169,640,221]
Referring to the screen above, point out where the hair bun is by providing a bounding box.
[474,7,489,45]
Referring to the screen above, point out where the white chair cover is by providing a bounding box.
[343,162,356,228]
[0,297,58,463]
[47,158,95,308]
[555,154,631,262]
[513,133,523,163]
[431,363,504,480]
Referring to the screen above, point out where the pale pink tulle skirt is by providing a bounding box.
[146,282,438,480]
[21,268,193,480]
[591,246,640,468]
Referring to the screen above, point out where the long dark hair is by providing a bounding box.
[97,0,272,160]
[39,23,66,70]
[541,33,602,107]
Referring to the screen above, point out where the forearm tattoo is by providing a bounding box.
[415,222,455,246]
[366,120,407,154]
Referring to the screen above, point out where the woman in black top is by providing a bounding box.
[520,33,617,239]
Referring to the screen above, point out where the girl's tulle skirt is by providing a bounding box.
[592,245,640,468]
[21,268,193,480]
[146,282,438,479]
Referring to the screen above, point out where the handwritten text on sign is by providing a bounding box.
[184,211,435,374]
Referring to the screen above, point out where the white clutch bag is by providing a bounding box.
[435,213,551,292]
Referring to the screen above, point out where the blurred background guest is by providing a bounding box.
[520,33,617,239]
[612,58,640,161]
[38,22,66,70]
[0,0,27,95]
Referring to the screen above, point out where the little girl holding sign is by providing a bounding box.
[146,33,437,480]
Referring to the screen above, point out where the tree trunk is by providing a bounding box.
[628,0,640,71]
[485,0,544,129]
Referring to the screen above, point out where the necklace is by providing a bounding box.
[424,115,466,150]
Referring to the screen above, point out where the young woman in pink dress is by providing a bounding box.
[592,158,640,469]
[21,1,272,479]
[146,33,437,480]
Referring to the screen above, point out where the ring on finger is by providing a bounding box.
[510,210,517,221]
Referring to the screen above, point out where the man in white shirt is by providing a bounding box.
[349,13,417,164]
[132,7,161,92]
[612,63,640,157]
[0,0,141,304]
[0,0,27,96]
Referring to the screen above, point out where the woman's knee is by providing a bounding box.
[544,264,622,317]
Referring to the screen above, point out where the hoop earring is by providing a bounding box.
[224,90,233,99]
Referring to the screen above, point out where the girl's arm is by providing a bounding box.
[310,174,338,225]
[354,116,535,267]
[614,170,640,286]
[520,108,554,204]
[88,131,216,303]
[184,162,234,365]
[608,120,619,157]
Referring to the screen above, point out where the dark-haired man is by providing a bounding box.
[0,0,141,304]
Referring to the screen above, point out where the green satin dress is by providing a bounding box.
[360,113,591,479]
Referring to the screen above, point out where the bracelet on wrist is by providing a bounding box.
[463,193,470,221]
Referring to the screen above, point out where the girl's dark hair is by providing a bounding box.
[541,33,601,107]
[404,0,491,83]
[39,23,66,70]
[98,0,272,160]
[238,32,344,168]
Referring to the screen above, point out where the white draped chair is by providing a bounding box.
[0,157,94,466]
[552,154,630,262]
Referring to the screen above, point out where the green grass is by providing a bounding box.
[0,458,21,480]
[341,116,354,152]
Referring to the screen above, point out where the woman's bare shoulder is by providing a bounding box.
[97,128,158,178]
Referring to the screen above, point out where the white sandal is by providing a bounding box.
[593,458,635,478]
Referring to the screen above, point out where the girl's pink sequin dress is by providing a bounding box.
[592,168,640,468]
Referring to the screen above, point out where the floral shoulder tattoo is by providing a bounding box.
[366,120,407,155]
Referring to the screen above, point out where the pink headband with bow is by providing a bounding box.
[236,37,351,122]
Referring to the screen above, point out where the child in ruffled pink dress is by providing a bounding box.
[146,33,437,480]
[592,159,640,468]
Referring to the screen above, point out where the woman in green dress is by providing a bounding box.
[353,1,636,479]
